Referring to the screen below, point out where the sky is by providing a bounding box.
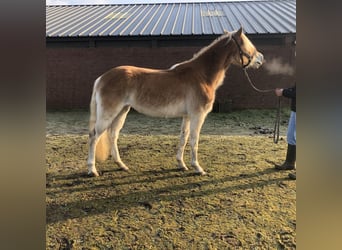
[46,0,250,5]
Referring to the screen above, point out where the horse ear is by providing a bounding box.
[235,27,243,37]
[223,29,229,34]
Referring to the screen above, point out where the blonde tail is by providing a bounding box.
[89,84,97,135]
[89,78,111,163]
[95,130,111,162]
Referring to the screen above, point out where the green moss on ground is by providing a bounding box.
[46,134,295,249]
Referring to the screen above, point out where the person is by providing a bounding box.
[274,85,296,180]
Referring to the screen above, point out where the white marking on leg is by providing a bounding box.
[110,106,130,171]
[177,116,190,170]
[87,107,120,176]
[87,134,100,177]
[189,113,207,175]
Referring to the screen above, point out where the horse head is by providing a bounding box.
[232,27,264,69]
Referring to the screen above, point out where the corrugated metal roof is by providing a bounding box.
[46,1,296,38]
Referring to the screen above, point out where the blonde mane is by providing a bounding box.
[192,32,232,60]
[170,32,232,70]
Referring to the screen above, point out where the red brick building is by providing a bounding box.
[46,1,296,110]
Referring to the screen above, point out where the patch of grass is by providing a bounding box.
[46,133,295,249]
[46,110,295,249]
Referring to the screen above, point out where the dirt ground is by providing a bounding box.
[46,109,296,249]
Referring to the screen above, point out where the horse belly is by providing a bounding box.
[131,100,187,118]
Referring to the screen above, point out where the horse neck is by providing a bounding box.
[192,40,235,89]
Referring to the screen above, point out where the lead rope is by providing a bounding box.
[243,69,281,143]
[243,69,274,93]
[273,97,281,144]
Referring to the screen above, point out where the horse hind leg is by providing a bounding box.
[87,117,112,177]
[109,105,131,171]
[87,105,126,176]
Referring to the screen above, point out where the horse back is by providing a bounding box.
[95,65,215,117]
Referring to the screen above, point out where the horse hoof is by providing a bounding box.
[196,170,207,176]
[88,171,100,177]
[117,162,129,171]
[178,165,189,171]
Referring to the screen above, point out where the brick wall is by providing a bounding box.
[46,43,295,110]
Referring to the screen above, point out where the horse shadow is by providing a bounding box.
[46,166,288,224]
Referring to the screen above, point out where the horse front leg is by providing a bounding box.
[189,113,207,175]
[177,116,190,170]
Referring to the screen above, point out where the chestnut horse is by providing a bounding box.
[87,28,264,176]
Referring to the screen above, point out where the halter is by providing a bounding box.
[232,36,252,69]
[231,35,274,93]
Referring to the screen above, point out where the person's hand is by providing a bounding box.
[275,88,283,97]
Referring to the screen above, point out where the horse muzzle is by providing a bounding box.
[254,53,264,69]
